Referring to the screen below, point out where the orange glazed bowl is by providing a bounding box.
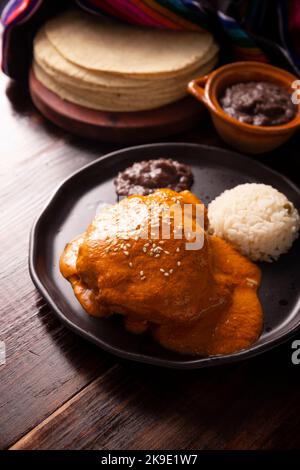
[188,61,300,154]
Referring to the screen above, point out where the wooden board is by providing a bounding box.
[29,69,204,143]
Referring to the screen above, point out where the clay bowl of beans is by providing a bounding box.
[188,61,300,154]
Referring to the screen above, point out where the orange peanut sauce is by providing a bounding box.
[60,189,262,356]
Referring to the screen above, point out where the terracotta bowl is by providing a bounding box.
[188,61,300,154]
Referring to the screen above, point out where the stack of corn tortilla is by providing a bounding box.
[33,10,219,112]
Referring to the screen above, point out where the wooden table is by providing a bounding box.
[1,69,300,451]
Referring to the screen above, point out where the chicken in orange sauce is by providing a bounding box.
[60,189,263,356]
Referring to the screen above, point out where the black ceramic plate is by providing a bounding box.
[29,143,300,369]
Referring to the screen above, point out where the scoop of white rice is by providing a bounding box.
[208,183,300,262]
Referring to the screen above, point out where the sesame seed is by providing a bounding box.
[246,278,258,286]
[153,243,156,248]
[160,268,165,273]
[144,243,149,247]
[124,251,129,256]
[155,254,160,258]
[164,250,170,255]
[176,247,180,252]
[177,261,181,266]
[114,248,118,252]
[126,243,131,248]
[129,262,133,268]
[143,247,147,253]
[140,271,144,276]
[141,276,146,281]
[164,272,169,277]
[169,269,173,274]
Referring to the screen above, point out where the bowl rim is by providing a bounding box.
[198,61,300,134]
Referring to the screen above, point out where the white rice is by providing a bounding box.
[208,183,300,262]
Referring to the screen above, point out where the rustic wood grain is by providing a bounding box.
[1,64,300,451]
[0,74,116,449]
[10,344,300,450]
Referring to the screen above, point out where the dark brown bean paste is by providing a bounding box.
[220,81,296,126]
[114,159,193,196]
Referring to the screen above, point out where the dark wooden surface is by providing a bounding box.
[1,69,300,451]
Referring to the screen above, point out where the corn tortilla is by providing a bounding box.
[33,59,216,111]
[45,10,216,78]
[33,9,219,111]
[34,28,218,91]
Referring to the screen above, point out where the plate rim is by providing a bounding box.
[29,142,300,369]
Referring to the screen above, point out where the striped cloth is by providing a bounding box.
[2,0,300,79]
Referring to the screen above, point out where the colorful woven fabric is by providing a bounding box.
[1,0,38,25]
[77,0,209,31]
[2,0,300,79]
[278,0,300,73]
